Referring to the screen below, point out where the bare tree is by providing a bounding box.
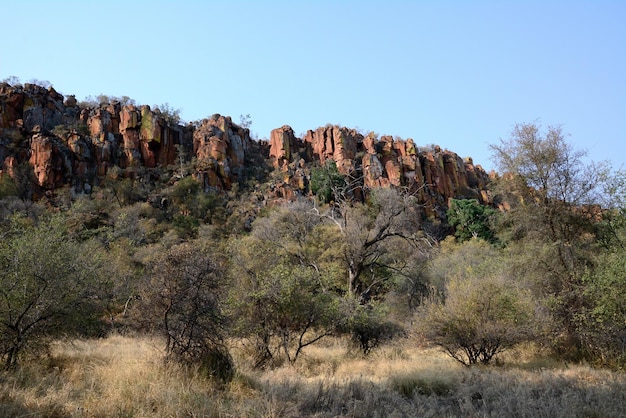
[141,242,233,380]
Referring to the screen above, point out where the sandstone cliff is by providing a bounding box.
[269,125,492,214]
[0,81,491,215]
[0,82,258,196]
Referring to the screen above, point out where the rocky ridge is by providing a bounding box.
[0,82,492,215]
[268,125,492,213]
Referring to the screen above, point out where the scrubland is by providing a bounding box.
[1,334,625,418]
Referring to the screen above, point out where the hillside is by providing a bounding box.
[1,79,625,418]
[0,81,491,216]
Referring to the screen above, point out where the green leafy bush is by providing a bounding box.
[310,161,345,203]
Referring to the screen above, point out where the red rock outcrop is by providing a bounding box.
[0,81,491,214]
[29,131,72,190]
[303,125,361,175]
[269,125,299,168]
[268,125,491,213]
[0,82,194,194]
[192,114,253,190]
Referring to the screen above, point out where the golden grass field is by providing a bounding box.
[1,334,625,417]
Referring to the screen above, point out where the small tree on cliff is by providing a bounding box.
[310,161,346,203]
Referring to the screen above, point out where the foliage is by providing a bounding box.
[418,270,536,366]
[169,176,228,224]
[239,113,252,129]
[79,94,136,108]
[51,121,90,138]
[2,110,625,379]
[579,249,626,367]
[0,215,106,369]
[26,79,52,88]
[1,76,21,86]
[447,198,497,243]
[0,175,19,199]
[489,122,609,357]
[339,187,423,299]
[343,300,404,355]
[310,161,346,203]
[154,102,182,125]
[227,233,342,368]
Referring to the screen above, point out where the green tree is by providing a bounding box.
[342,299,404,355]
[310,161,346,203]
[227,213,343,368]
[0,216,106,369]
[579,250,626,367]
[447,198,497,243]
[243,196,421,358]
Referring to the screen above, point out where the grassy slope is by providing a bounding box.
[1,335,625,417]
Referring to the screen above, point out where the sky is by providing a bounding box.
[2,0,624,172]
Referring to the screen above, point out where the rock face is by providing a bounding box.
[0,82,197,194]
[0,81,492,216]
[192,114,253,190]
[268,125,491,214]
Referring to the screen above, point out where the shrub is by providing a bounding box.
[310,161,345,203]
[418,272,536,366]
[447,198,498,243]
[345,302,404,355]
[140,242,233,381]
[0,216,107,369]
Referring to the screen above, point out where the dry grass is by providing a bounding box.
[1,334,625,417]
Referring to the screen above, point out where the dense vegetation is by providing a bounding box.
[1,116,625,415]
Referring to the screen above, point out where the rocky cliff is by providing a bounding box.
[269,125,492,214]
[0,82,261,197]
[0,82,492,214]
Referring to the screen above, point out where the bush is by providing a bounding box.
[418,272,536,366]
[0,216,107,369]
[447,198,498,243]
[310,161,345,203]
[346,302,404,355]
[579,249,626,367]
[140,242,233,381]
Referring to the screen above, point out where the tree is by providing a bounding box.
[342,299,404,355]
[578,189,626,367]
[489,122,606,356]
[579,249,626,367]
[239,114,252,129]
[336,187,424,299]
[310,161,346,204]
[154,102,182,125]
[447,198,497,243]
[418,241,536,366]
[227,227,342,368]
[0,215,106,369]
[140,241,233,381]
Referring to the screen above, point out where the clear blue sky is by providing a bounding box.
[2,1,624,172]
